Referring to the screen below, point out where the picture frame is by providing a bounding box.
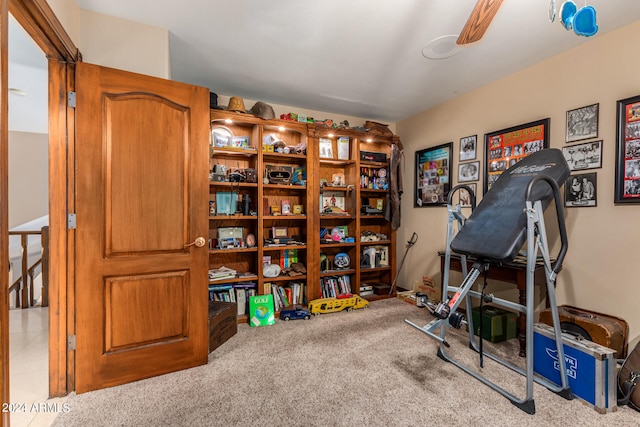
[457,183,477,208]
[319,138,333,159]
[615,95,640,203]
[230,136,250,149]
[565,172,597,207]
[415,142,453,207]
[566,103,599,143]
[321,191,346,213]
[484,118,549,194]
[271,226,289,239]
[337,136,350,160]
[458,161,480,182]
[211,126,232,148]
[562,140,603,171]
[281,199,291,215]
[459,135,477,161]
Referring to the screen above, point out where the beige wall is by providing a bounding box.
[48,0,170,79]
[77,10,170,79]
[397,20,640,344]
[8,131,48,228]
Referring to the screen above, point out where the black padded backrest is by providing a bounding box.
[450,148,569,263]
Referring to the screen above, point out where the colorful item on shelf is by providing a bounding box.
[334,253,350,269]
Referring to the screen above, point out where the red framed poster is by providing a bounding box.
[483,118,550,194]
[615,95,640,203]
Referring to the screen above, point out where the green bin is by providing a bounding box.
[470,306,518,343]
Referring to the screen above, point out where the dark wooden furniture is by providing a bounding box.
[438,251,546,357]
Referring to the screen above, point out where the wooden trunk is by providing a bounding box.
[209,302,238,352]
[539,305,629,358]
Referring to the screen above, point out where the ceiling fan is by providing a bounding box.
[457,0,505,45]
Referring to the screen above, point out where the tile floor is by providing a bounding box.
[9,306,65,427]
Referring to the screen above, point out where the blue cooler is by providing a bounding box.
[533,323,617,413]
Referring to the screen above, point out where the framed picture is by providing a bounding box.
[615,95,640,203]
[230,136,250,149]
[484,118,549,194]
[337,136,350,160]
[415,142,453,207]
[321,191,346,213]
[281,199,291,215]
[562,140,602,171]
[459,135,477,161]
[565,172,597,207]
[211,126,232,148]
[566,103,599,143]
[457,183,477,208]
[271,226,289,239]
[458,161,480,182]
[319,138,333,159]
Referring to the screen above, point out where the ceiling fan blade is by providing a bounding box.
[457,0,504,45]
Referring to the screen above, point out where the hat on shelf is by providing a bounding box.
[249,101,276,120]
[210,92,223,110]
[227,96,246,113]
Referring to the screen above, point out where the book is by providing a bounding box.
[248,294,275,327]
[235,288,246,315]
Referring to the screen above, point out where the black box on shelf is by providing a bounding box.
[360,151,387,163]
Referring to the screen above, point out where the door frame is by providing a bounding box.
[1,0,79,415]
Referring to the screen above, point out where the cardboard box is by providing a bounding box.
[470,306,517,343]
[416,276,441,303]
[397,290,417,306]
[208,301,237,352]
[397,276,442,306]
[534,323,617,413]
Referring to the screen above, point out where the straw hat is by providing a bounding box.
[227,96,246,113]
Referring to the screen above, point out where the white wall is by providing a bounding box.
[8,131,48,229]
[397,20,640,345]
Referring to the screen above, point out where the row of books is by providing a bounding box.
[262,250,300,269]
[208,282,258,316]
[265,282,306,311]
[320,275,352,299]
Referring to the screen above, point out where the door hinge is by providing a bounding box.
[67,335,76,351]
[68,91,76,108]
[68,213,76,229]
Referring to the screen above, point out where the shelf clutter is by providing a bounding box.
[209,108,399,323]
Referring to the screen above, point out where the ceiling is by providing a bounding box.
[10,1,640,133]
[74,0,640,122]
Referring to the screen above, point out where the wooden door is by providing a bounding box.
[74,62,209,393]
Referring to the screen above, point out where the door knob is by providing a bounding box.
[185,237,206,248]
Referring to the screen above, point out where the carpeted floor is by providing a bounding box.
[52,298,639,426]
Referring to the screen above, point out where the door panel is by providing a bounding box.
[75,62,209,393]
[105,93,187,255]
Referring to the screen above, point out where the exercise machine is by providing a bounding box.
[406,148,573,414]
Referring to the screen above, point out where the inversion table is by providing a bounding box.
[406,148,573,414]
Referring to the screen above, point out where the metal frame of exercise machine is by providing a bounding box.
[406,154,573,414]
